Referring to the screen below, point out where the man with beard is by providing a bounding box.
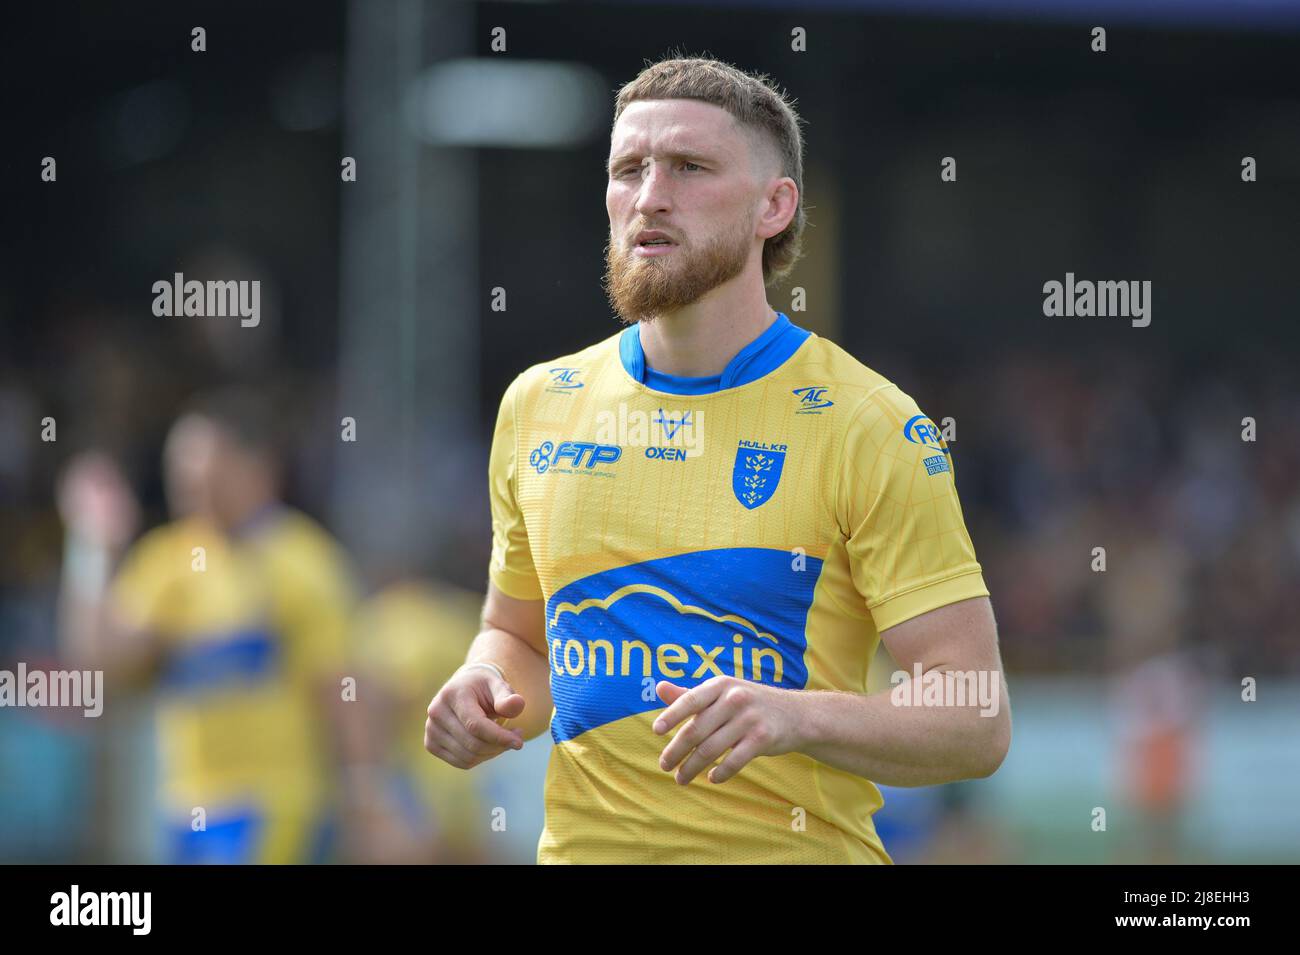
[425,56,1010,863]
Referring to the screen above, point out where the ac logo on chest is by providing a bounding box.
[732,439,788,509]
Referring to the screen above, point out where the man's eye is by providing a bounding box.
[613,162,701,177]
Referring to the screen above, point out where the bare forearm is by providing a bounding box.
[57,538,156,681]
[793,678,1011,787]
[58,589,106,669]
[57,534,115,667]
[466,628,553,740]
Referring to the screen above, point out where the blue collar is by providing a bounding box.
[618,312,811,395]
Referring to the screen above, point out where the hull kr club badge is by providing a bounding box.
[732,440,787,509]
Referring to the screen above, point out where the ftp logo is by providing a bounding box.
[530,440,622,473]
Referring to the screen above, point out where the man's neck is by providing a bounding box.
[222,493,281,538]
[637,299,778,378]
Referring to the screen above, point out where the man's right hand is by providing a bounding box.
[424,664,526,769]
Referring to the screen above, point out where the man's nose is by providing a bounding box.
[634,162,673,216]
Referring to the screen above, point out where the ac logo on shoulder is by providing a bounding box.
[792,385,833,414]
[546,367,584,392]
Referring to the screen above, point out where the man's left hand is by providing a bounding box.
[653,677,805,785]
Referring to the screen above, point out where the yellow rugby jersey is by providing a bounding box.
[488,312,989,864]
[110,507,355,862]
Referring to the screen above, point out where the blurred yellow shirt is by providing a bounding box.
[111,507,355,856]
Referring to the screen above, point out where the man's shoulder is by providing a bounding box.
[256,508,357,592]
[786,331,917,419]
[503,325,626,403]
[124,517,221,566]
[794,334,954,492]
[262,506,341,552]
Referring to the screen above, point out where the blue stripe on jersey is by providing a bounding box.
[161,808,335,863]
[158,628,280,693]
[545,547,819,742]
[163,807,261,863]
[619,312,811,394]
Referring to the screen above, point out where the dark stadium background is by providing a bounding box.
[2,0,1298,862]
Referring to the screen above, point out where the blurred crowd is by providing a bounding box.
[937,345,1300,679]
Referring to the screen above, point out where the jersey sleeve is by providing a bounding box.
[109,526,187,636]
[487,373,543,600]
[273,524,358,683]
[836,384,989,632]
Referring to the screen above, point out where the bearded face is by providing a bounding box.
[603,100,780,324]
[603,208,755,325]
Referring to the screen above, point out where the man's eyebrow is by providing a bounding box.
[607,149,718,173]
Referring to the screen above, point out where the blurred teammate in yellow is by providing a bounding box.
[57,389,372,863]
[351,577,490,863]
